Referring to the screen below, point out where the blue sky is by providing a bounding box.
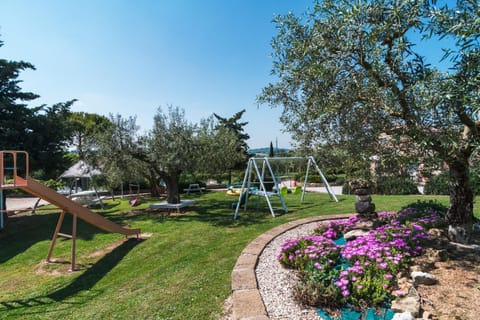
[0,0,312,149]
[0,1,456,149]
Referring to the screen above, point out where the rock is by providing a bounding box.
[448,224,472,244]
[354,220,375,230]
[422,247,448,263]
[356,195,372,202]
[350,180,371,192]
[450,242,480,251]
[392,311,415,320]
[350,179,376,215]
[343,229,370,241]
[435,249,449,262]
[353,187,370,195]
[428,228,445,239]
[355,201,375,214]
[411,271,437,285]
[396,277,414,294]
[391,297,420,317]
[409,264,422,272]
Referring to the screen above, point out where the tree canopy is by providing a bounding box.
[213,109,250,158]
[259,0,480,243]
[0,38,74,178]
[93,106,245,203]
[68,111,112,160]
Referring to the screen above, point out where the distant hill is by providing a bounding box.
[248,147,291,155]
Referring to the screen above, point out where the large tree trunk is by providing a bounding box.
[149,173,161,197]
[446,159,474,244]
[165,174,181,204]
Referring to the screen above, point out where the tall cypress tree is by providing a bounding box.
[0,38,74,178]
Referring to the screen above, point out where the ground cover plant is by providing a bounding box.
[278,204,448,318]
[0,192,451,319]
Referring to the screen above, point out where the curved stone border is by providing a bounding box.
[231,214,353,320]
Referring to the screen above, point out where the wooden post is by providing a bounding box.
[46,210,78,271]
[46,210,66,262]
[70,214,77,271]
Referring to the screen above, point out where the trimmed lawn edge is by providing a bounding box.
[231,213,354,319]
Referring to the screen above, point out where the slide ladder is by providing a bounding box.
[1,150,140,270]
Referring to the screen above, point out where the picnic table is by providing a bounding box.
[183,184,205,195]
[69,190,106,208]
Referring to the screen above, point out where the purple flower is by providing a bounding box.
[394,290,405,296]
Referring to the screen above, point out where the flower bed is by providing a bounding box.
[277,207,445,319]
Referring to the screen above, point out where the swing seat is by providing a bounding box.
[293,186,302,194]
[129,196,140,207]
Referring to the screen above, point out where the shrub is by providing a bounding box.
[43,179,65,191]
[277,235,340,271]
[278,209,440,313]
[423,172,449,195]
[400,200,448,217]
[374,176,419,195]
[334,176,346,186]
[423,169,480,196]
[293,276,343,309]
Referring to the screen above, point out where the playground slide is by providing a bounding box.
[16,176,140,236]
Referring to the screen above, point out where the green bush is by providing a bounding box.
[469,168,480,196]
[423,173,449,195]
[375,176,419,195]
[43,179,65,190]
[292,172,337,184]
[423,169,480,196]
[400,199,449,217]
[334,174,346,185]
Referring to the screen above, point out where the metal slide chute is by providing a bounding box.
[1,150,140,271]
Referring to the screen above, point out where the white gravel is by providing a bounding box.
[5,197,49,211]
[256,222,326,320]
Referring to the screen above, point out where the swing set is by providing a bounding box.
[233,156,338,220]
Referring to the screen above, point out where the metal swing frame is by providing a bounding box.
[233,156,338,220]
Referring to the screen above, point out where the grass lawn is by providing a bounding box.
[0,191,451,319]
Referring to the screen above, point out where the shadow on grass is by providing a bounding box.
[0,238,142,314]
[122,192,348,229]
[0,209,136,264]
[0,213,59,264]
[48,238,142,301]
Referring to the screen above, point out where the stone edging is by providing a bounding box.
[231,214,353,320]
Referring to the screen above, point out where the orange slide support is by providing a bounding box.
[1,150,140,271]
[17,176,140,236]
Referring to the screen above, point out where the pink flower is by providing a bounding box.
[394,290,405,296]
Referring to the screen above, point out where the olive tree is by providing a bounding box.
[196,116,245,182]
[89,114,149,194]
[94,106,244,204]
[259,0,480,243]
